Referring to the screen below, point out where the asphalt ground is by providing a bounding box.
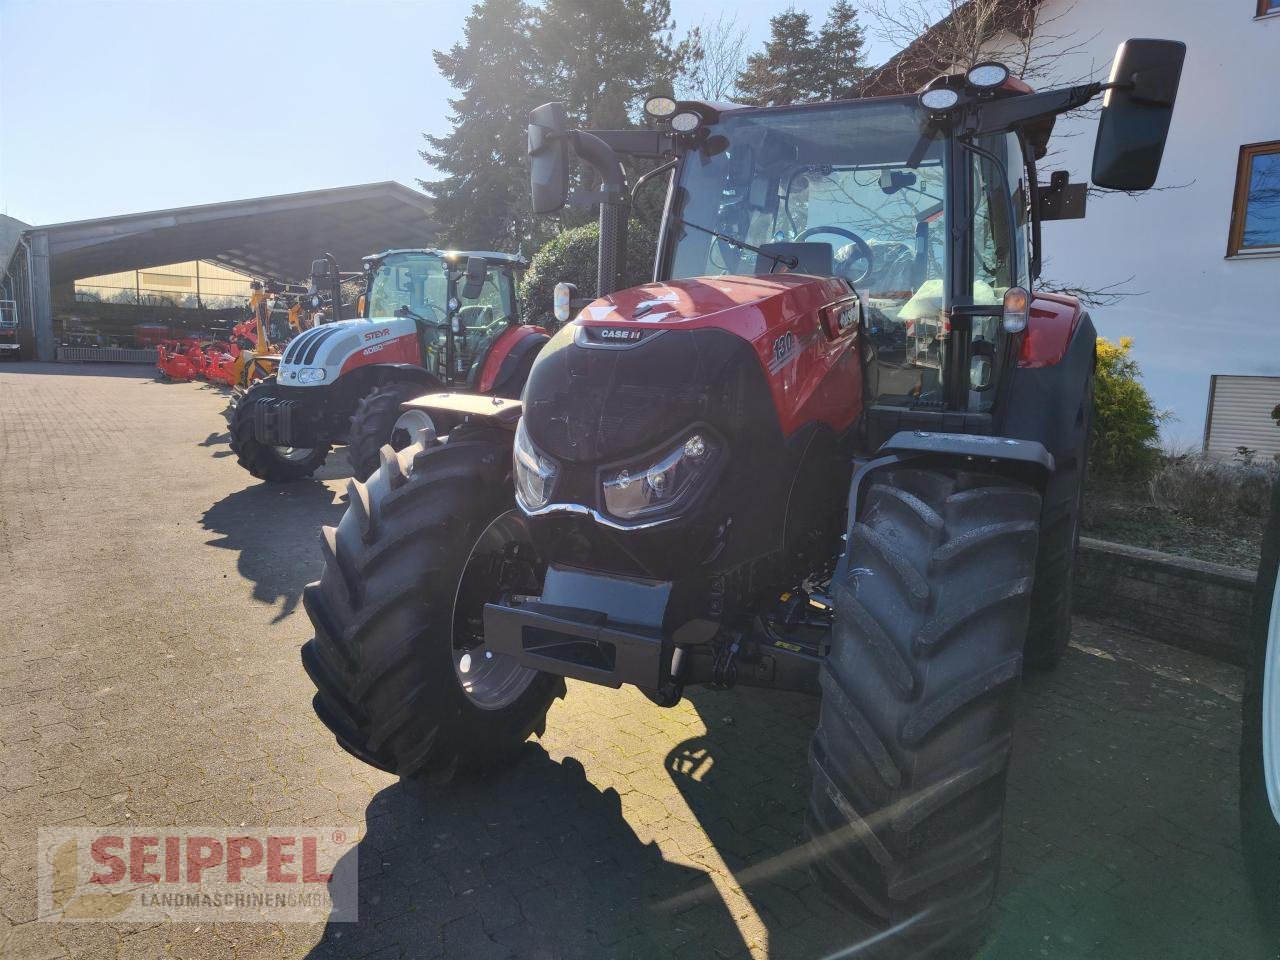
[0,362,1271,959]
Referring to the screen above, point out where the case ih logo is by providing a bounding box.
[597,327,645,342]
[363,328,392,342]
[37,826,357,922]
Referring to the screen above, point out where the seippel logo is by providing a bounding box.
[37,826,358,923]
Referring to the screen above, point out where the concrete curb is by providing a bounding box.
[1074,536,1257,666]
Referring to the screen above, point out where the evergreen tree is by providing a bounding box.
[419,0,545,251]
[534,0,680,129]
[736,8,820,107]
[815,0,868,101]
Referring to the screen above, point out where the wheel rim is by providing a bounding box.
[450,510,541,710]
[1263,567,1280,824]
[390,408,436,450]
[273,445,316,462]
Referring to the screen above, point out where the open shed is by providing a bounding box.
[7,182,437,360]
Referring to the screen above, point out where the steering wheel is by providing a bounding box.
[796,226,874,286]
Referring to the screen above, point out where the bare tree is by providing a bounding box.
[676,14,750,102]
[860,0,1097,94]
[859,0,1185,308]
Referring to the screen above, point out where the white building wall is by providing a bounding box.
[1002,1,1279,446]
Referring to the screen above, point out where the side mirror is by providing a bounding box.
[529,102,570,215]
[307,257,330,297]
[1092,38,1186,191]
[461,256,488,300]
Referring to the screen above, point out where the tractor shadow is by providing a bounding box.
[199,482,345,622]
[662,687,882,959]
[661,629,1267,960]
[307,747,750,959]
[199,429,234,458]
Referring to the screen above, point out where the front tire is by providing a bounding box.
[346,380,441,482]
[229,377,330,483]
[1241,478,1280,934]
[300,436,564,779]
[808,467,1040,956]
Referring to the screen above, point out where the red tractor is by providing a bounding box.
[300,39,1186,956]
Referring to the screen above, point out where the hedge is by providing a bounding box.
[519,219,658,328]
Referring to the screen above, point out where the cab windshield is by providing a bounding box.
[367,252,450,322]
[668,98,951,404]
[669,98,946,293]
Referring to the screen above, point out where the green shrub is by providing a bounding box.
[518,219,658,328]
[1091,336,1165,480]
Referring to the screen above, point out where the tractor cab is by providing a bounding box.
[528,39,1186,441]
[360,248,525,387]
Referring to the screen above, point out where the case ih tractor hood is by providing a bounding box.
[522,273,859,466]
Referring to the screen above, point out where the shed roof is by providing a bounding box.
[31,182,437,285]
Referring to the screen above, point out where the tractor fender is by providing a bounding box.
[841,430,1054,555]
[360,362,439,388]
[999,312,1097,477]
[331,363,441,420]
[482,327,550,398]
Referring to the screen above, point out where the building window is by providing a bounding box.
[1259,0,1280,17]
[1229,141,1280,256]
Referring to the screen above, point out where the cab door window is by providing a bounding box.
[967,137,1026,411]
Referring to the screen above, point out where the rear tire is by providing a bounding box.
[300,436,564,779]
[346,381,440,482]
[229,376,330,483]
[1241,478,1280,935]
[1023,382,1093,669]
[808,466,1040,956]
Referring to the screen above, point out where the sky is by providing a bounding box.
[0,0,903,226]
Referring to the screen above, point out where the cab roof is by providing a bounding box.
[364,248,528,270]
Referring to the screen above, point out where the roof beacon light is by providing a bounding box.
[967,61,1011,90]
[920,87,961,112]
[1002,286,1030,333]
[670,111,703,134]
[644,96,678,119]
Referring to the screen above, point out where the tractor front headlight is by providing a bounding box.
[297,367,327,384]
[601,430,722,522]
[514,418,558,511]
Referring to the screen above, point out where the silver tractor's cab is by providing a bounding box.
[230,248,537,483]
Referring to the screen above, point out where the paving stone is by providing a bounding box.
[0,365,1272,959]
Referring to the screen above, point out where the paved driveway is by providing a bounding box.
[0,363,1269,959]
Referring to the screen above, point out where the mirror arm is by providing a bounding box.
[969,82,1103,137]
[571,131,628,198]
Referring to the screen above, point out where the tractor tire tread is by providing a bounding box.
[301,437,561,779]
[808,467,1040,955]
